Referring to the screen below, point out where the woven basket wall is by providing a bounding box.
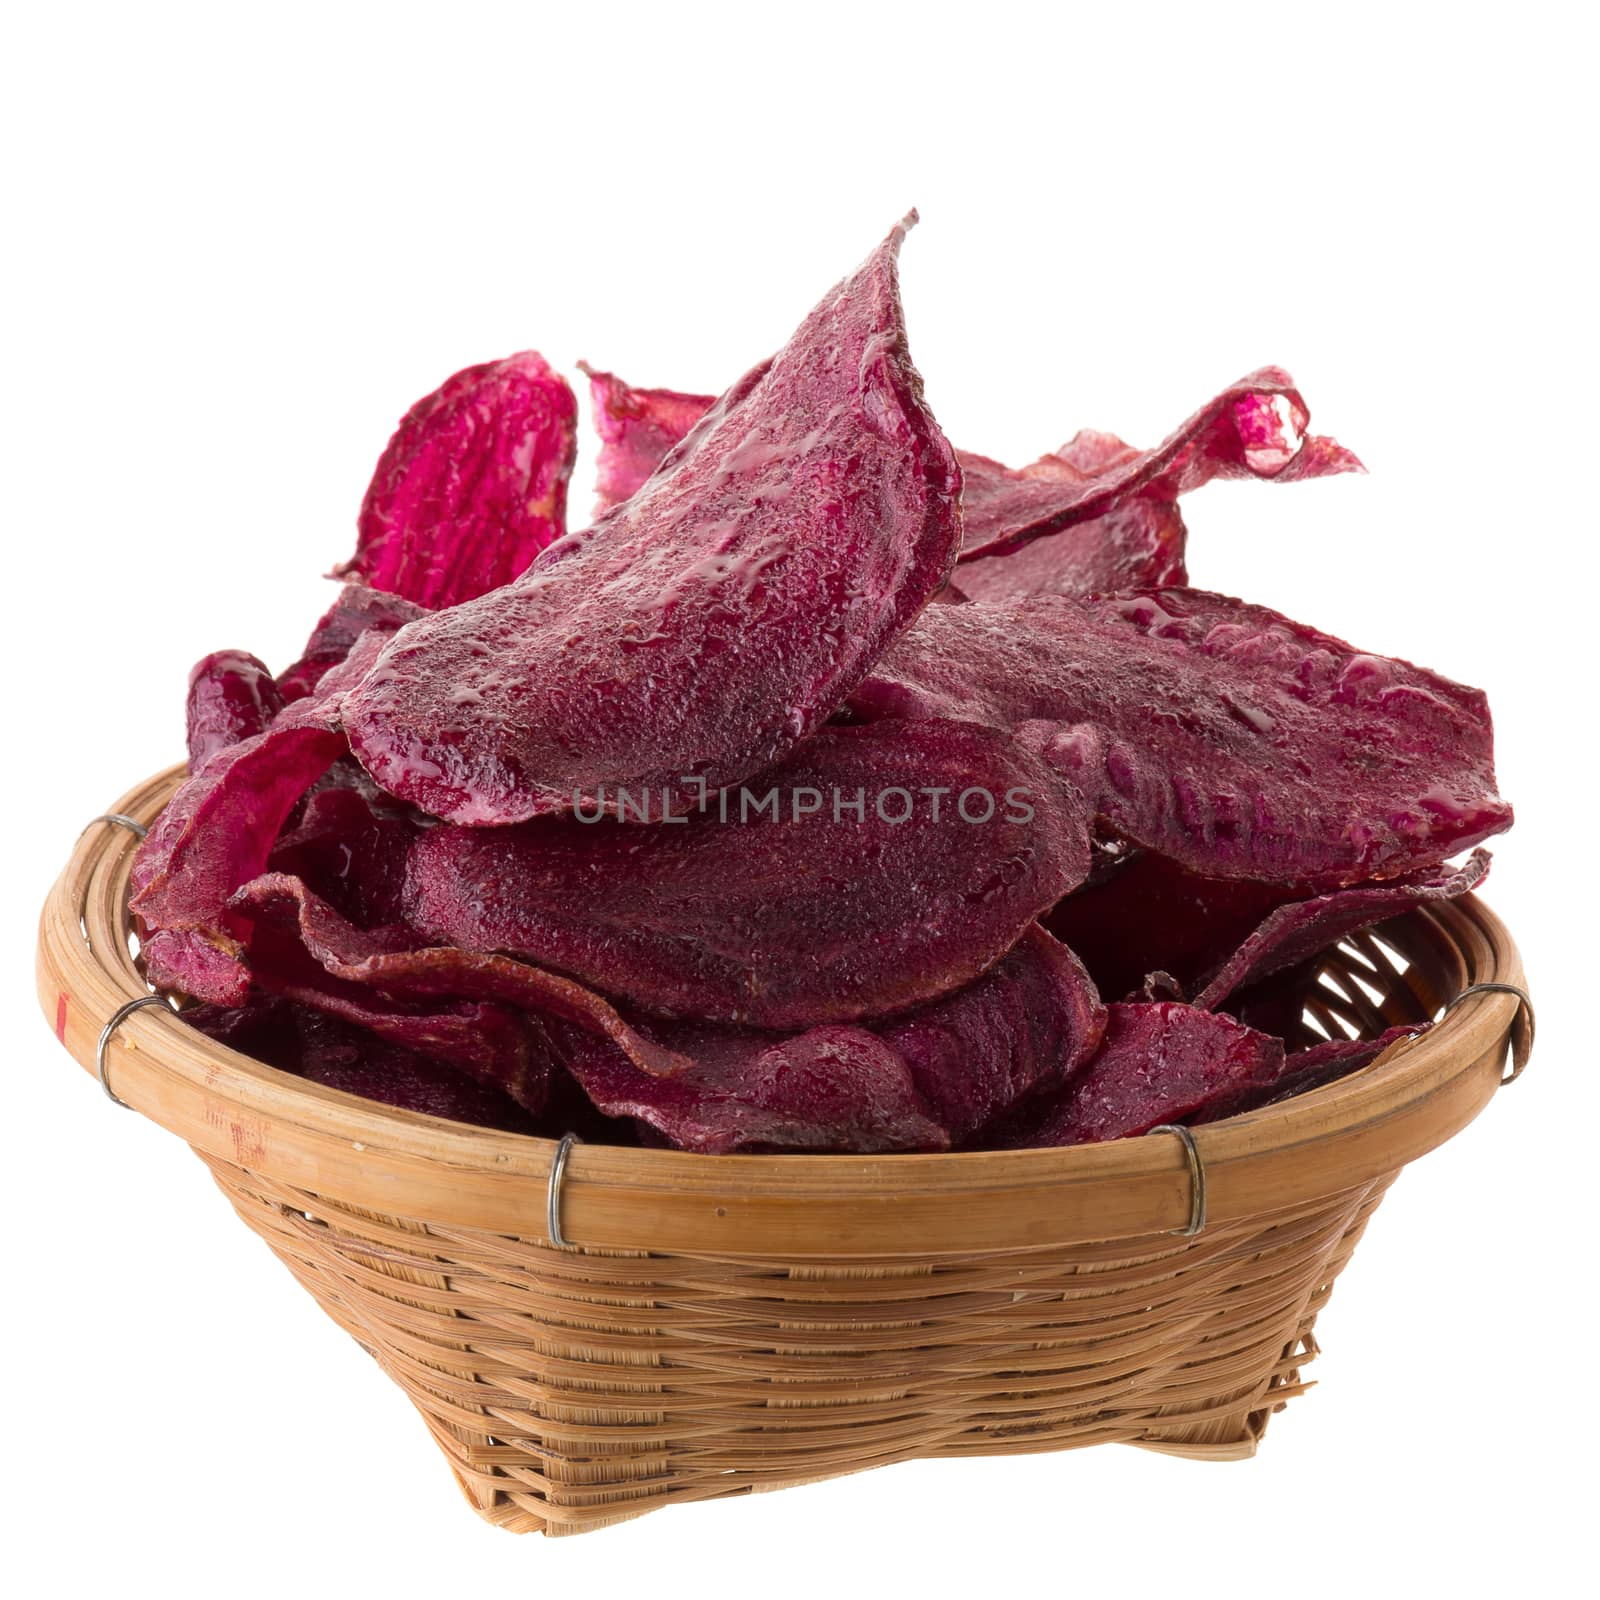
[37,769,1531,1537]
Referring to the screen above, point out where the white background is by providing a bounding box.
[2,5,1591,1595]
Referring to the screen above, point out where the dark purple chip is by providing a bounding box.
[266,784,421,931]
[551,1019,947,1155]
[1219,958,1323,1042]
[550,926,1103,1154]
[289,1007,548,1130]
[405,718,1093,1028]
[245,916,553,1113]
[342,216,963,824]
[181,996,301,1068]
[186,650,286,773]
[282,984,547,1112]
[1194,1023,1428,1124]
[867,924,1104,1138]
[993,1001,1285,1146]
[221,878,1101,1155]
[1044,848,1298,1002]
[184,998,545,1132]
[227,872,692,1080]
[277,585,427,704]
[847,589,1511,888]
[332,352,578,610]
[1191,850,1492,1010]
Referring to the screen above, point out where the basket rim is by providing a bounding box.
[37,764,1529,1256]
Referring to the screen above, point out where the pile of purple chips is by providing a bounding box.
[132,216,1512,1154]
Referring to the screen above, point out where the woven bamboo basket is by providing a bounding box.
[37,766,1532,1537]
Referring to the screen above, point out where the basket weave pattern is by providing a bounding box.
[37,770,1528,1537]
[201,1156,1389,1534]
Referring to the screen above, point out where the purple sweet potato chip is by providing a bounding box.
[995,1001,1285,1146]
[266,784,421,931]
[1044,848,1298,1002]
[846,590,1511,888]
[955,430,1138,542]
[552,1020,948,1154]
[954,498,1189,603]
[185,998,544,1132]
[181,996,301,1068]
[277,584,428,704]
[1219,957,1327,1043]
[405,718,1093,1028]
[1194,1022,1428,1124]
[226,877,1101,1153]
[228,872,691,1080]
[578,369,1350,595]
[342,216,963,825]
[956,369,1362,562]
[580,365,716,514]
[290,1006,546,1129]
[576,374,1188,602]
[865,923,1104,1136]
[1191,850,1491,1011]
[243,912,553,1112]
[550,925,1103,1153]
[572,371,1349,602]
[186,650,286,773]
[331,352,577,610]
[281,982,549,1113]
[130,631,392,1006]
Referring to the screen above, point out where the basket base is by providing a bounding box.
[198,1147,1392,1537]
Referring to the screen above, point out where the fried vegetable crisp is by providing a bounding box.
[575,366,1356,596]
[128,216,1513,1153]
[550,927,1101,1153]
[405,719,1092,1028]
[847,591,1509,887]
[333,352,577,609]
[341,216,962,824]
[953,368,1361,562]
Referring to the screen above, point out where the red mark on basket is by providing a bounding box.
[204,1098,268,1167]
[55,992,68,1044]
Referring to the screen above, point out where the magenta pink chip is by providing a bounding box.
[130,631,393,1006]
[580,365,715,515]
[185,650,285,773]
[333,351,577,609]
